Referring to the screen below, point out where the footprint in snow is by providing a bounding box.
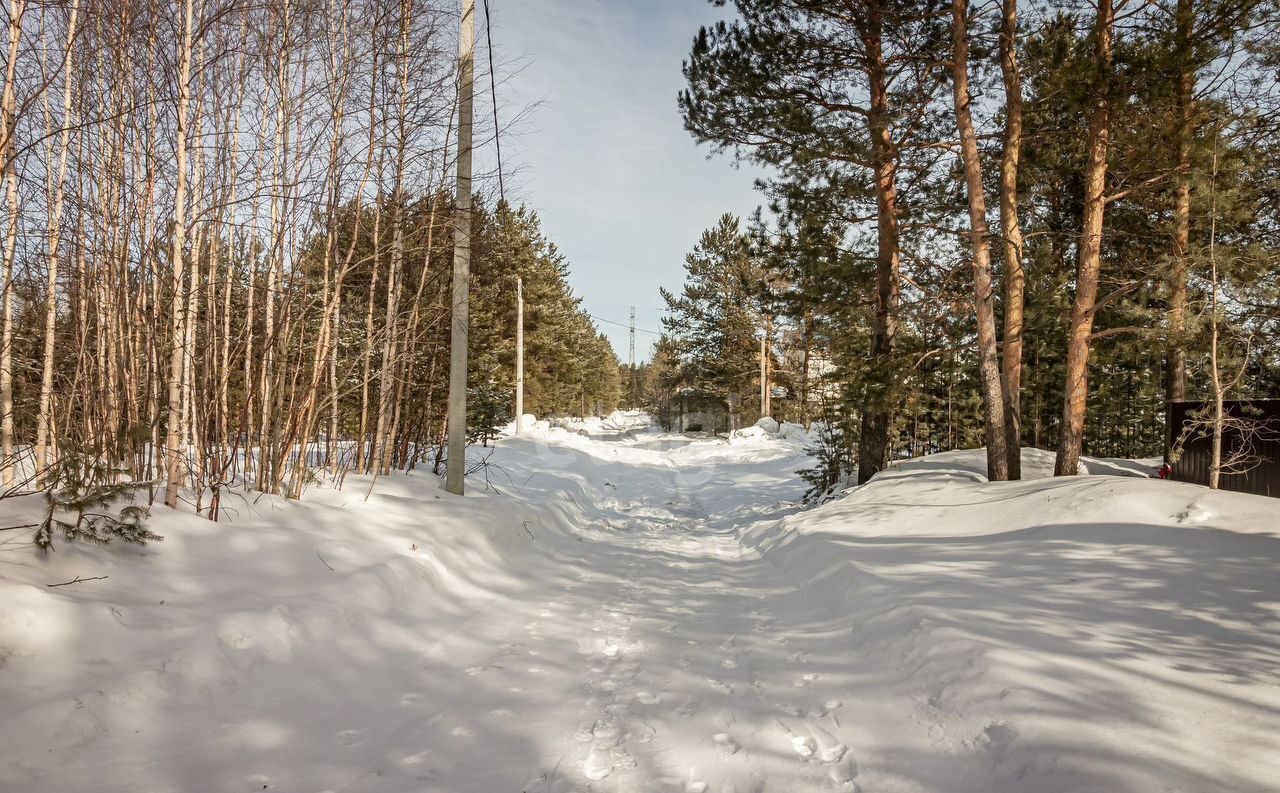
[581,737,635,781]
[978,721,1018,764]
[582,747,614,781]
[714,732,740,756]
[676,696,700,717]
[780,719,848,764]
[828,757,860,792]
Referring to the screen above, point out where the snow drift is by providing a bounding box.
[744,447,1280,793]
[1,422,1276,793]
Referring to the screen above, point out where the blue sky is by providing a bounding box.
[480,0,765,362]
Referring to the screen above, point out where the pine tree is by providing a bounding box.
[681,0,951,481]
[660,214,763,420]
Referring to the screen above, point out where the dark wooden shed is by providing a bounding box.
[1165,399,1280,498]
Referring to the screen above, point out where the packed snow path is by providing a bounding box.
[432,431,860,793]
[3,414,1279,793]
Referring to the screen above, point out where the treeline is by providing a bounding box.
[0,0,616,528]
[654,0,1280,485]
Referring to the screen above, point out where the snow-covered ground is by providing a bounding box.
[1,415,1277,793]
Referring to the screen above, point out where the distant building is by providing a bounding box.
[1166,399,1280,498]
[671,388,731,434]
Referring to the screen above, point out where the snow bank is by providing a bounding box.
[743,447,1280,793]
[0,464,579,792]
[3,434,1275,793]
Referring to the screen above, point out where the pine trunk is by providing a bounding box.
[1166,0,1194,404]
[857,2,900,486]
[1055,0,1114,477]
[998,0,1025,478]
[951,0,1009,482]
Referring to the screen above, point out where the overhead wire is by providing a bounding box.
[482,0,504,203]
[479,5,657,347]
[589,314,665,337]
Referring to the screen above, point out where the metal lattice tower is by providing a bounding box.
[628,307,636,370]
[629,307,637,405]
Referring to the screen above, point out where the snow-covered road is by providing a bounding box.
[3,415,1278,793]
[424,428,861,793]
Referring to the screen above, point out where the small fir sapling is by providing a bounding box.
[799,420,856,504]
[467,381,513,448]
[34,448,161,552]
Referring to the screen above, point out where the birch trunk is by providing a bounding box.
[0,0,26,485]
[35,0,79,477]
[374,0,412,477]
[164,0,196,508]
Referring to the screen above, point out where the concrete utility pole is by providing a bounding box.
[445,0,475,496]
[760,333,768,419]
[515,276,524,433]
[760,317,772,419]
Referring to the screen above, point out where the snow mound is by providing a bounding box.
[874,447,1160,482]
[778,421,810,443]
[744,447,1280,793]
[731,416,816,445]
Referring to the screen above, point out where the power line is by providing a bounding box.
[482,0,504,203]
[589,313,664,336]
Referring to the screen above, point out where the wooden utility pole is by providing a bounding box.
[515,276,524,433]
[445,0,475,495]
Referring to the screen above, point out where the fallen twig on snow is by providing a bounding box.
[46,575,109,588]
